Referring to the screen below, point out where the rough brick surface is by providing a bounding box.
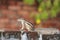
[0,1,60,31]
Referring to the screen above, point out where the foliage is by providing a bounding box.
[50,8,57,18]
[50,0,59,18]
[40,11,48,20]
[37,0,43,3]
[38,2,46,12]
[34,14,41,24]
[23,0,35,5]
[50,7,59,18]
[37,0,59,20]
[45,0,52,8]
[54,0,59,7]
[29,0,60,24]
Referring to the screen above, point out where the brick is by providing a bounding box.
[17,2,23,6]
[0,18,9,24]
[0,18,9,29]
[23,5,29,10]
[0,5,7,9]
[1,9,8,14]
[8,5,21,11]
[10,20,17,27]
[17,10,29,18]
[8,10,18,19]
[8,0,16,5]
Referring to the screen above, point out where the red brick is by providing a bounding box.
[8,10,18,19]
[1,9,8,14]
[8,5,21,11]
[0,5,7,9]
[17,2,23,6]
[0,18,9,24]
[8,0,16,5]
[23,5,29,10]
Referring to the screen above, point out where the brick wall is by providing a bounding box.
[0,1,36,31]
[0,0,60,31]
